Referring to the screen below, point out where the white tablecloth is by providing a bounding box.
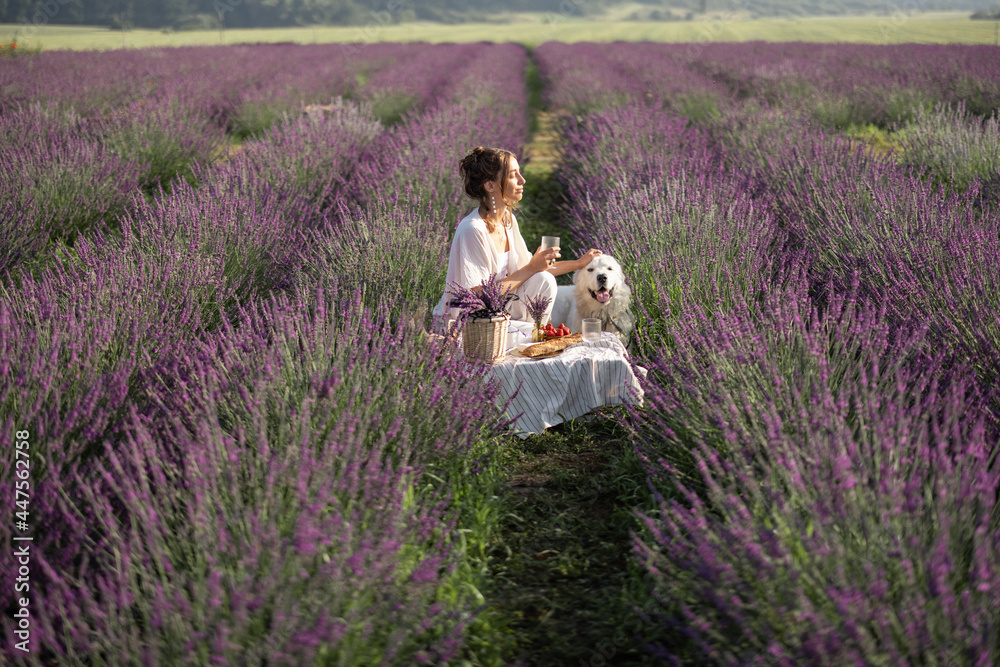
[485,332,646,438]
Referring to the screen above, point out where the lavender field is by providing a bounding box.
[2,40,999,665]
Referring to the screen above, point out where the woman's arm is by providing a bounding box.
[486,247,601,293]
[547,248,602,277]
[545,260,584,278]
[487,246,559,293]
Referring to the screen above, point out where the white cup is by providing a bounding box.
[541,236,560,266]
[582,318,602,342]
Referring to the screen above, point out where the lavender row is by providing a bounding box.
[632,276,998,664]
[896,102,1000,193]
[687,42,1000,123]
[0,41,528,285]
[535,41,728,119]
[205,97,383,222]
[0,98,232,276]
[196,42,530,319]
[535,42,1000,125]
[555,100,1000,662]
[557,100,999,403]
[1,288,508,664]
[0,43,480,125]
[0,42,531,662]
[0,42,491,256]
[713,106,1000,404]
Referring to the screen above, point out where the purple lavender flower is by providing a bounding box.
[523,293,552,323]
[447,273,518,321]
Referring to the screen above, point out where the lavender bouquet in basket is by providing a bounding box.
[448,274,519,363]
[448,273,519,321]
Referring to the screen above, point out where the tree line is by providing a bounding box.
[2,0,577,29]
[1,0,988,30]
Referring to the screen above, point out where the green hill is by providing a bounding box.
[4,12,997,51]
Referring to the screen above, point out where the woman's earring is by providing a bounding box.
[491,195,495,211]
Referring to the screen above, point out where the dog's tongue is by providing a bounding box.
[595,290,611,303]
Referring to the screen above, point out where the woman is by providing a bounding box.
[434,146,602,331]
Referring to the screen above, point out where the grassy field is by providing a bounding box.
[3,12,998,51]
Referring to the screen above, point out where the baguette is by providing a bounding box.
[521,333,584,358]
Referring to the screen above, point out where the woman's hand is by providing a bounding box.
[576,248,602,269]
[529,245,560,273]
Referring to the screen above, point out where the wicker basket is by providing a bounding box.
[462,315,509,364]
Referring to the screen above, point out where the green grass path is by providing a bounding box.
[485,415,659,666]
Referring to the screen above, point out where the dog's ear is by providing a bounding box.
[573,265,584,286]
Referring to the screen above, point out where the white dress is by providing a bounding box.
[496,250,511,280]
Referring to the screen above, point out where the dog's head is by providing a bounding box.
[574,254,626,305]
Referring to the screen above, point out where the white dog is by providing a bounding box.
[550,254,634,347]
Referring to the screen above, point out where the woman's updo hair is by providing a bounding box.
[459,146,518,230]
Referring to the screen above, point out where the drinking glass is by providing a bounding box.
[582,318,602,342]
[540,236,560,266]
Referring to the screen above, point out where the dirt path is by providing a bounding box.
[524,110,563,175]
[517,105,578,273]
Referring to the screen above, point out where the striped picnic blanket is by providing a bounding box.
[486,332,646,438]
